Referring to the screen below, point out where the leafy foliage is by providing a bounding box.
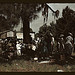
[38,22,56,39]
[0,3,43,31]
[56,6,75,37]
[0,15,10,32]
[0,3,43,43]
[0,3,20,31]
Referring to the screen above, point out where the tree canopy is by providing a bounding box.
[0,3,43,43]
[38,22,56,39]
[56,6,75,37]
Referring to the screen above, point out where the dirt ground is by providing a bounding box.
[0,56,75,72]
[0,51,75,72]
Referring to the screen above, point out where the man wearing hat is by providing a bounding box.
[66,33,73,43]
[59,34,65,62]
[65,32,73,61]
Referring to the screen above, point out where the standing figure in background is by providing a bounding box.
[65,33,73,60]
[50,33,55,55]
[43,38,48,60]
[57,38,60,53]
[44,31,53,57]
[16,41,21,56]
[57,34,65,62]
[59,34,65,61]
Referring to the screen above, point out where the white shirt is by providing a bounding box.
[35,40,38,45]
[32,45,36,51]
[17,49,21,56]
[16,43,21,50]
[51,37,55,44]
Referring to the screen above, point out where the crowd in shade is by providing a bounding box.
[0,31,74,63]
[0,4,75,65]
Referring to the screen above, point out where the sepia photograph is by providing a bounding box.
[0,3,75,72]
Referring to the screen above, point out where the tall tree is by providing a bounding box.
[0,3,43,43]
[21,4,43,43]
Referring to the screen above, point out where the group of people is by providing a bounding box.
[33,32,74,62]
[0,32,74,62]
[34,32,55,60]
[57,33,74,61]
[0,37,16,60]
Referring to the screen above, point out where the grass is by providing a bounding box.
[0,58,75,72]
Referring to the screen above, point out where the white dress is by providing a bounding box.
[16,43,21,56]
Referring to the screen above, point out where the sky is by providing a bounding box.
[30,3,75,33]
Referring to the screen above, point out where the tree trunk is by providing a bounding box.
[22,18,31,44]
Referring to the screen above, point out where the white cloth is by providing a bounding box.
[16,43,21,50]
[35,40,38,45]
[51,37,55,45]
[66,36,73,42]
[17,49,21,56]
[32,45,36,51]
[66,36,73,47]
[16,43,22,56]
[37,37,40,41]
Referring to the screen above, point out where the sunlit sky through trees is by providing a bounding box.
[30,3,75,33]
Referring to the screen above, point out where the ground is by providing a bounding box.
[0,50,75,72]
[0,55,75,72]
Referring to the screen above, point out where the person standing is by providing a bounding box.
[16,41,21,56]
[65,33,73,60]
[50,33,55,55]
[58,34,65,62]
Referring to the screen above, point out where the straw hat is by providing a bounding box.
[60,34,64,37]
